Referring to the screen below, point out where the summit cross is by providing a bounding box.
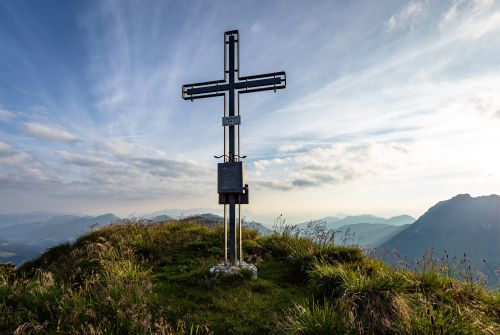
[182,30,286,265]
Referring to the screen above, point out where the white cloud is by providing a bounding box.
[0,142,45,184]
[439,0,500,40]
[277,143,306,153]
[0,142,30,165]
[59,150,118,170]
[254,142,411,190]
[23,122,80,144]
[0,142,15,158]
[0,108,15,122]
[386,0,427,31]
[251,22,264,33]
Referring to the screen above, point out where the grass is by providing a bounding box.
[0,219,498,334]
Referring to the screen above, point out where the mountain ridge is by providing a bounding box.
[381,193,500,286]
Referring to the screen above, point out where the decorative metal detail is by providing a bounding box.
[182,30,286,265]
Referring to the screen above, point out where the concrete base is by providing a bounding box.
[209,261,258,280]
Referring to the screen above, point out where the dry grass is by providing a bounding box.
[1,219,498,335]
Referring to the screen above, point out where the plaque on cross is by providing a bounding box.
[182,30,286,266]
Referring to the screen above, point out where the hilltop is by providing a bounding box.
[1,219,498,334]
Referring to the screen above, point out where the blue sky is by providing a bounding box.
[1,0,500,223]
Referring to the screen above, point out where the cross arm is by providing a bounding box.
[236,71,286,94]
[182,71,286,100]
[182,79,227,100]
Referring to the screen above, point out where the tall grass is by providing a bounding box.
[1,219,498,334]
[1,222,213,334]
[276,298,348,335]
[270,219,499,335]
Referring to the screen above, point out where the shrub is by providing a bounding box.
[308,260,413,333]
[276,298,349,335]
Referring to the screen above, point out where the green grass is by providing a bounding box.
[1,220,498,334]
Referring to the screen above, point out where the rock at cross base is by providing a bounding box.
[209,261,258,280]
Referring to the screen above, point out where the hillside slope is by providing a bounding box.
[1,220,498,334]
[381,194,500,284]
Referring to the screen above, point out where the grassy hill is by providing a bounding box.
[0,219,498,334]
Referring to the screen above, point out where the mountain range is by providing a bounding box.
[0,212,270,265]
[1,194,499,287]
[0,214,120,265]
[0,214,120,246]
[295,214,415,247]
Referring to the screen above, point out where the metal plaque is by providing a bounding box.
[219,184,249,204]
[218,162,244,193]
[222,115,241,126]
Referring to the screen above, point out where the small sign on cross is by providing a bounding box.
[222,115,241,126]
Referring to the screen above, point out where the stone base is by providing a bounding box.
[209,261,258,280]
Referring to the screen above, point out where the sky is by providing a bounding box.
[1,0,500,223]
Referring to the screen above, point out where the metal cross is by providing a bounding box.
[182,30,286,265]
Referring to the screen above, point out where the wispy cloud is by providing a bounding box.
[23,122,80,144]
[0,142,29,164]
[439,0,500,40]
[385,0,428,31]
[255,141,410,190]
[0,107,15,122]
[251,22,264,33]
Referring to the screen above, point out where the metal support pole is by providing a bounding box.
[224,203,227,263]
[229,194,236,263]
[228,34,235,162]
[239,201,242,264]
[228,33,237,264]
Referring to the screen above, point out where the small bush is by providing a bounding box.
[413,270,454,295]
[398,304,484,335]
[320,244,364,263]
[308,260,413,333]
[276,298,349,335]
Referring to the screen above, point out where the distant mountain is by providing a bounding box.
[243,221,272,235]
[386,215,416,226]
[334,223,410,247]
[186,213,272,235]
[0,211,66,228]
[0,214,120,247]
[381,194,500,285]
[149,215,173,222]
[143,208,221,220]
[190,213,223,222]
[0,239,45,265]
[297,214,415,231]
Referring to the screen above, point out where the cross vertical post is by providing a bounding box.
[228,33,237,263]
[182,30,286,266]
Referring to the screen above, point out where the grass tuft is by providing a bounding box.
[276,298,349,335]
